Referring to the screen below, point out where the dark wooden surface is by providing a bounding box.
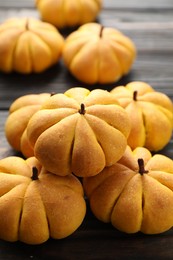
[0,0,173,259]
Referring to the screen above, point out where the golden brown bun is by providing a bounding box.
[27,87,131,177]
[5,93,50,157]
[0,17,64,73]
[111,81,173,151]
[83,146,173,234]
[62,23,136,84]
[35,0,102,28]
[0,156,86,244]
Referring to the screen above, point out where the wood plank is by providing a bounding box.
[0,0,35,8]
[104,0,173,9]
[0,218,172,259]
[101,9,173,23]
[0,49,172,109]
[1,7,173,23]
[0,227,173,259]
[0,7,173,109]
[0,0,173,9]
[0,1,173,256]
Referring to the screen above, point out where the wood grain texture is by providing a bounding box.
[0,0,173,259]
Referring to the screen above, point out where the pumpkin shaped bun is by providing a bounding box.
[111,81,173,151]
[62,23,136,84]
[5,93,51,158]
[83,146,173,235]
[0,156,86,244]
[35,0,102,28]
[0,17,64,73]
[27,87,131,177]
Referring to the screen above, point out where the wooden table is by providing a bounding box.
[0,0,173,259]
